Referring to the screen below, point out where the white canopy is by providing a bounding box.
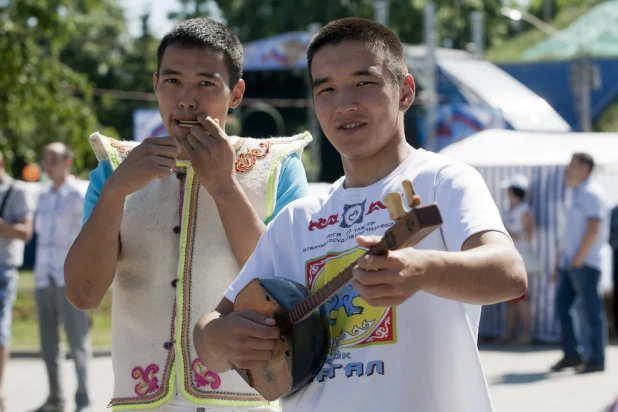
[439,129,618,170]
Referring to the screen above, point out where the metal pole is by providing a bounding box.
[423,2,437,152]
[470,11,485,58]
[501,7,559,36]
[307,99,321,182]
[373,0,389,26]
[306,22,322,181]
[580,52,592,132]
[543,0,552,23]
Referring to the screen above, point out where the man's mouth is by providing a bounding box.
[338,122,366,130]
[175,119,200,128]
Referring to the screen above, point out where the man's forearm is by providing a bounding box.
[0,221,32,242]
[64,187,125,310]
[194,311,234,373]
[573,220,600,264]
[212,180,266,267]
[421,244,527,305]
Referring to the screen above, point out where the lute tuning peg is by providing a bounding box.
[402,180,421,207]
[383,193,407,221]
[383,180,422,221]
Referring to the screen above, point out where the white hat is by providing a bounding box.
[500,174,529,192]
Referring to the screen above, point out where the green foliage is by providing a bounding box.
[0,0,162,176]
[7,0,593,178]
[485,1,601,63]
[13,271,112,348]
[0,0,99,175]
[207,0,510,52]
[595,102,618,132]
[59,1,159,167]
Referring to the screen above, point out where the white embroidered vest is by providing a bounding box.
[89,132,312,410]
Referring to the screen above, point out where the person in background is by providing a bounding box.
[499,174,537,345]
[0,151,35,412]
[609,204,618,335]
[551,153,609,374]
[32,143,91,412]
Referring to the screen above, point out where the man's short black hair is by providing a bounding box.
[572,152,595,173]
[307,17,407,85]
[157,18,243,88]
[509,187,526,201]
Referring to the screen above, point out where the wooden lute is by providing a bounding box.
[232,180,443,401]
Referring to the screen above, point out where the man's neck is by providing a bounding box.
[569,176,589,189]
[342,135,415,188]
[52,174,69,191]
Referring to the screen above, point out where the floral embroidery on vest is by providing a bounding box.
[192,359,221,389]
[109,139,133,159]
[235,142,271,173]
[132,364,160,396]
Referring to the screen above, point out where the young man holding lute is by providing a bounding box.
[194,18,527,412]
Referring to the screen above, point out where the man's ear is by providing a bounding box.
[153,72,159,91]
[400,73,415,112]
[229,79,246,109]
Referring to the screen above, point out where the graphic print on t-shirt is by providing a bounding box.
[304,201,397,353]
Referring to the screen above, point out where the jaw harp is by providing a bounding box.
[178,120,201,128]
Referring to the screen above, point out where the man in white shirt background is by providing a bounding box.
[0,151,35,412]
[33,143,90,412]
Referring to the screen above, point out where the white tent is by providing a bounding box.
[440,129,618,172]
[439,129,618,342]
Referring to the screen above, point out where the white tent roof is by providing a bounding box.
[438,129,618,170]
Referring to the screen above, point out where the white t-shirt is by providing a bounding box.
[225,149,507,412]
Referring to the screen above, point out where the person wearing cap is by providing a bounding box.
[499,174,537,345]
[550,153,608,374]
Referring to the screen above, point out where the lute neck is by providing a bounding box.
[286,203,442,324]
[287,241,389,324]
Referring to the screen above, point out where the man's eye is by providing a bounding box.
[358,81,374,86]
[201,81,214,86]
[318,87,334,94]
[164,78,179,84]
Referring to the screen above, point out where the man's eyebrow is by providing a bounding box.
[159,68,181,76]
[311,77,329,89]
[312,68,380,88]
[352,67,380,77]
[158,69,223,81]
[197,72,223,81]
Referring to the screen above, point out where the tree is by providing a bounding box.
[0,0,166,177]
[209,0,509,52]
[59,1,159,146]
[168,0,214,21]
[0,0,98,176]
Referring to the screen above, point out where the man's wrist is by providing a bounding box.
[100,182,127,204]
[210,177,241,200]
[415,249,444,291]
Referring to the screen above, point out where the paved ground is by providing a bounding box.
[5,344,618,411]
[481,343,618,412]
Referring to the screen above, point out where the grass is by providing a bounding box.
[11,271,112,349]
